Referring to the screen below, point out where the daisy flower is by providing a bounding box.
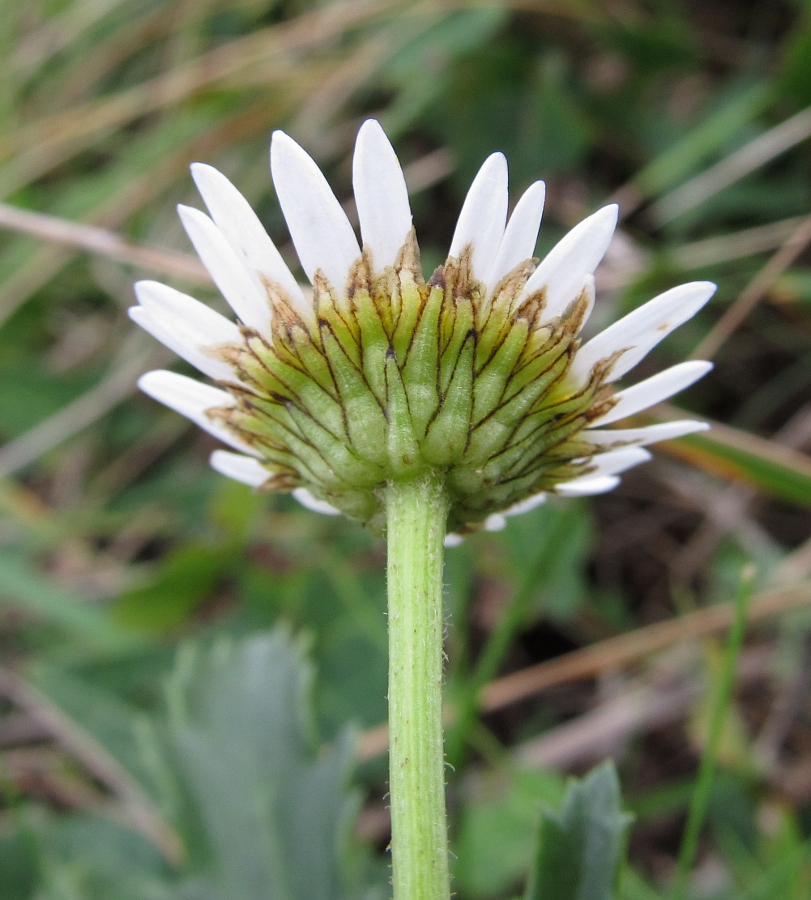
[130,119,714,899]
[130,120,713,540]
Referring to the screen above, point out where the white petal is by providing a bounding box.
[131,281,241,381]
[503,491,547,517]
[593,361,713,427]
[444,533,464,548]
[520,205,618,319]
[129,307,232,383]
[586,420,710,446]
[571,281,716,386]
[210,450,269,487]
[449,152,508,283]
[557,475,620,497]
[190,163,308,317]
[292,487,341,516]
[353,120,412,271]
[177,205,271,334]
[134,281,241,345]
[270,130,360,292]
[138,370,258,456]
[485,180,546,294]
[483,513,507,532]
[582,446,652,477]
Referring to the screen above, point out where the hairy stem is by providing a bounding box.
[385,474,451,900]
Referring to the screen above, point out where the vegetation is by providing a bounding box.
[2,0,811,896]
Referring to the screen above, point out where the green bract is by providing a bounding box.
[213,238,609,533]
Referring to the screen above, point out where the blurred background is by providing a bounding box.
[2,0,811,897]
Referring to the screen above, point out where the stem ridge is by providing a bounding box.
[386,474,451,900]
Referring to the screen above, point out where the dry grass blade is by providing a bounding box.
[775,536,811,583]
[692,211,811,359]
[356,580,811,760]
[652,104,811,224]
[656,403,811,483]
[672,216,807,269]
[0,666,183,864]
[0,0,408,189]
[478,581,810,713]
[514,647,768,770]
[0,333,165,478]
[0,99,282,323]
[0,202,209,284]
[9,0,130,76]
[513,681,696,770]
[290,31,403,144]
[0,141,453,324]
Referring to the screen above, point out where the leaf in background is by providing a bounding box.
[113,542,234,634]
[778,15,811,108]
[32,815,175,900]
[0,549,128,649]
[504,501,592,620]
[14,630,378,900]
[206,477,264,544]
[631,82,770,200]
[525,762,632,900]
[454,768,565,899]
[661,417,811,508]
[0,832,37,900]
[383,7,506,136]
[29,665,165,796]
[165,629,362,900]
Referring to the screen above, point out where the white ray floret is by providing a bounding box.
[557,475,621,497]
[584,445,652,475]
[177,205,272,335]
[353,120,413,272]
[483,513,507,532]
[130,281,241,382]
[593,361,713,427]
[292,487,342,516]
[503,491,547,517]
[570,281,716,386]
[190,163,308,318]
[138,370,258,456]
[129,307,238,384]
[520,205,618,320]
[486,180,546,295]
[270,130,360,292]
[586,420,709,447]
[449,152,508,283]
[210,450,269,487]
[555,447,650,497]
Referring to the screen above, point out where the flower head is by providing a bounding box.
[131,120,713,538]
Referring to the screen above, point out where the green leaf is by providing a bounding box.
[165,629,362,900]
[454,768,566,898]
[15,631,377,899]
[0,549,129,649]
[525,762,632,900]
[113,543,234,634]
[0,832,37,900]
[631,82,770,199]
[505,501,592,619]
[33,815,174,900]
[661,416,811,508]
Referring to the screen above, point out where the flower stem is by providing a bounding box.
[385,474,451,900]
